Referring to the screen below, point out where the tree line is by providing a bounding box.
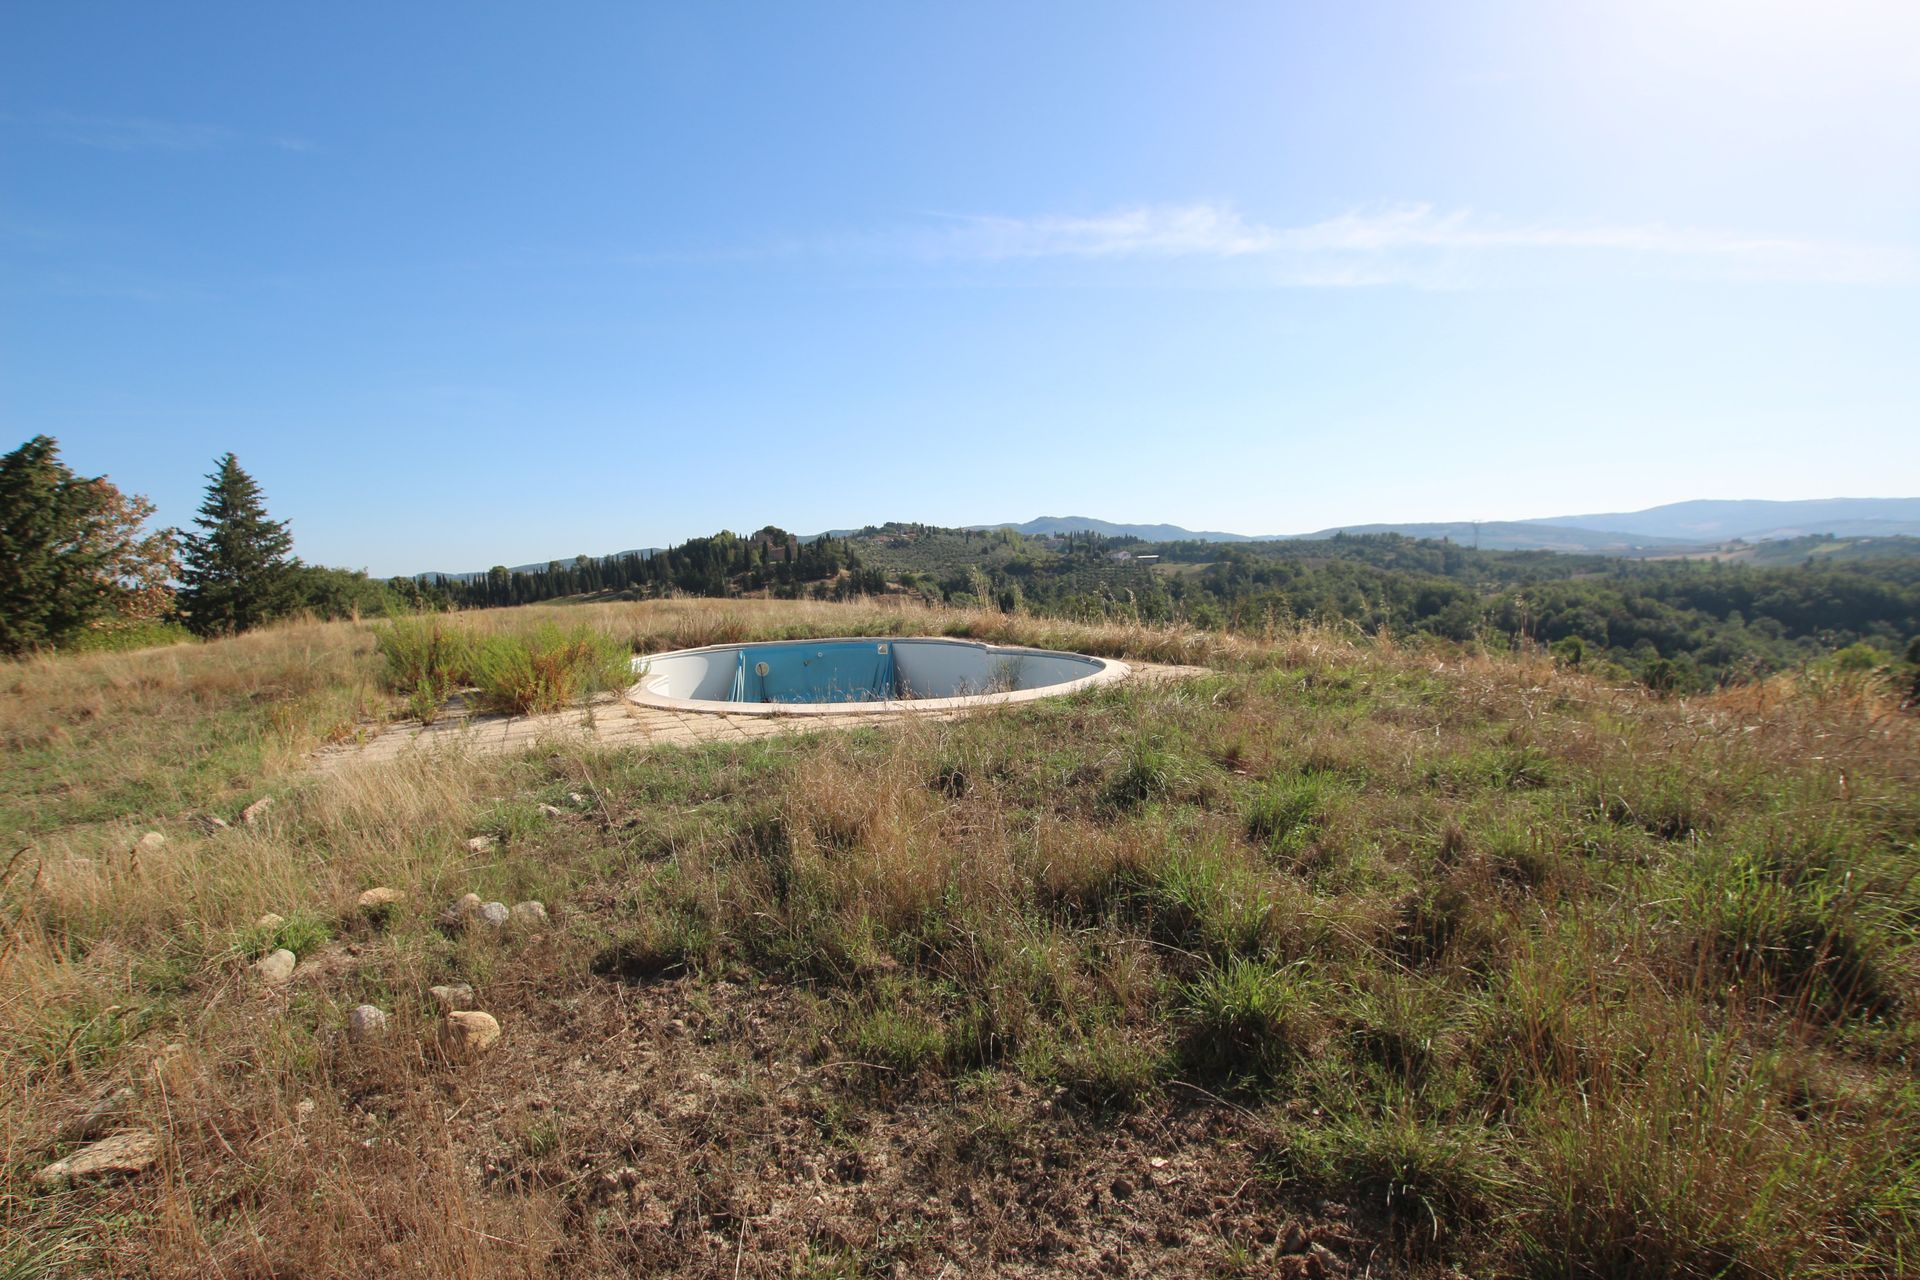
[407,527,883,610]
[1,437,391,655]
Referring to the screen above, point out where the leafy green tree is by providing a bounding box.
[178,453,295,636]
[0,435,175,654]
[1,435,110,653]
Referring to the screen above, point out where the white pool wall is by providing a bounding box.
[628,637,1128,716]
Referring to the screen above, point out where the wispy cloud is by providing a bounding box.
[929,205,1281,260]
[915,202,1911,286]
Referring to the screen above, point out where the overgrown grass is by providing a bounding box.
[3,598,1917,1277]
[373,613,476,723]
[469,622,631,716]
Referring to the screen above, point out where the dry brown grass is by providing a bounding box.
[4,598,1918,1277]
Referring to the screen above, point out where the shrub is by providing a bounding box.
[469,623,631,715]
[65,620,194,654]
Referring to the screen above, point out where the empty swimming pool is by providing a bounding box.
[627,637,1128,716]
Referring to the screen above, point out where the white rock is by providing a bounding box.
[440,1010,501,1058]
[356,886,406,912]
[255,949,296,984]
[134,831,166,855]
[35,1129,161,1186]
[429,983,476,1013]
[241,797,274,826]
[477,902,510,929]
[466,834,496,854]
[508,901,549,930]
[568,792,587,806]
[255,912,286,932]
[347,1005,390,1042]
[539,804,566,819]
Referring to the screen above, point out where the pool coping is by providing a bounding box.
[625,635,1131,717]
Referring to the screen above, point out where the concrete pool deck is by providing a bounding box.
[313,659,1208,771]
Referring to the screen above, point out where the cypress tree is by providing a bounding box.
[179,453,295,636]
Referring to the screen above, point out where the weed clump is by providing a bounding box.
[373,614,475,723]
[1102,737,1195,812]
[1179,957,1319,1088]
[1692,849,1901,1021]
[1281,1115,1507,1259]
[471,623,631,715]
[1244,771,1335,857]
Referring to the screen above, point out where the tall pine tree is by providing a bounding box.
[179,453,295,636]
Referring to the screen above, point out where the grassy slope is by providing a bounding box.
[3,600,1917,1278]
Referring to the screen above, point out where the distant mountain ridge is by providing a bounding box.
[1528,498,1920,542]
[973,498,1920,548]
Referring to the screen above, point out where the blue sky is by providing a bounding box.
[4,2,1916,575]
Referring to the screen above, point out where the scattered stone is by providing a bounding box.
[133,831,166,856]
[255,949,296,984]
[35,1129,161,1186]
[356,886,406,913]
[477,901,510,930]
[241,797,274,826]
[539,804,566,819]
[193,813,231,835]
[466,834,496,854]
[295,1097,316,1120]
[429,983,476,1013]
[508,900,549,930]
[439,1010,501,1058]
[438,893,483,929]
[255,912,286,932]
[568,792,587,806]
[58,1087,136,1144]
[347,1005,390,1043]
